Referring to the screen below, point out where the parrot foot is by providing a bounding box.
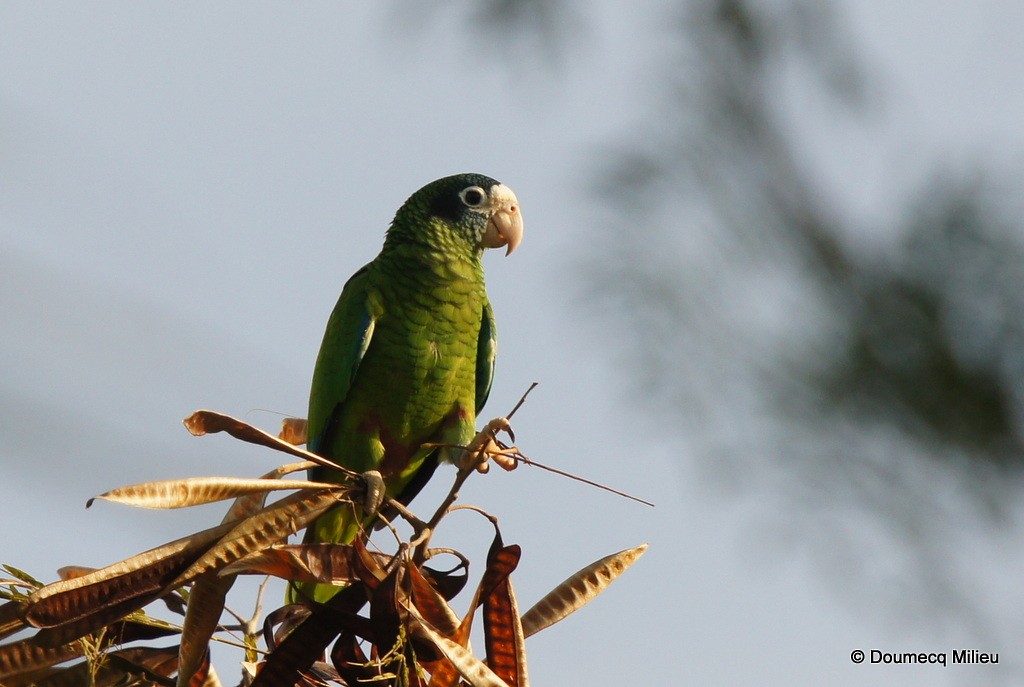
[359,470,386,515]
[460,417,520,474]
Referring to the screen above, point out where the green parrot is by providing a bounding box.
[299,173,523,601]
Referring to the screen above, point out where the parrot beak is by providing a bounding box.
[482,184,523,256]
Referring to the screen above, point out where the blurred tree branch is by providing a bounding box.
[427,0,1024,644]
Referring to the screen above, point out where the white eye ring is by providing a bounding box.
[459,186,488,208]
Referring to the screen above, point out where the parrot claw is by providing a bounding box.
[482,416,512,438]
[460,417,520,473]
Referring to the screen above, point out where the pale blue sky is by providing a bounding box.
[2,2,1023,684]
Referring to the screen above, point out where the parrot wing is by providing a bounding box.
[307,264,377,456]
[475,299,497,415]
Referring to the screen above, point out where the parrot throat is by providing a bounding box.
[383,213,486,268]
[382,242,484,286]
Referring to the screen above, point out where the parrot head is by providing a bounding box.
[386,173,523,258]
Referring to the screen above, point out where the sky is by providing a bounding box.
[2,2,1023,685]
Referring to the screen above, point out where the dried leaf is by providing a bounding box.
[176,573,232,687]
[330,633,383,686]
[221,461,319,523]
[349,536,390,589]
[32,608,183,651]
[116,618,184,643]
[31,603,146,650]
[0,621,178,681]
[168,489,344,588]
[406,603,510,687]
[520,544,647,638]
[192,660,224,687]
[88,476,339,510]
[484,575,529,687]
[421,573,476,687]
[250,587,365,687]
[426,533,519,686]
[423,613,474,687]
[0,600,26,641]
[15,645,185,687]
[106,645,183,685]
[110,645,180,674]
[279,418,308,446]
[0,637,84,680]
[25,519,237,631]
[183,410,352,477]
[55,566,97,581]
[263,605,312,652]
[474,543,521,614]
[5,660,120,687]
[367,559,404,653]
[407,562,461,639]
[419,551,470,602]
[221,544,394,586]
[256,461,318,480]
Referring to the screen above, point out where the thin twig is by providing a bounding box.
[420,441,656,508]
[381,497,426,531]
[504,447,655,507]
[448,503,499,526]
[411,385,535,559]
[506,381,538,421]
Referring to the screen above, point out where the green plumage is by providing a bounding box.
[298,174,520,601]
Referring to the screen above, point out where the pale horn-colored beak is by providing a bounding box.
[481,184,523,256]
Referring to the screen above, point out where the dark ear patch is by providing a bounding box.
[429,187,465,222]
[423,173,500,221]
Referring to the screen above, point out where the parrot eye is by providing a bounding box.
[459,186,487,208]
